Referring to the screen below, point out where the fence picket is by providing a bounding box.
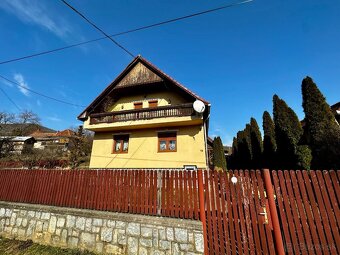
[290,171,315,255]
[236,171,249,255]
[315,171,340,253]
[323,171,340,229]
[310,171,335,250]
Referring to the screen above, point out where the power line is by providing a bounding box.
[61,0,134,58]
[0,0,253,65]
[0,86,21,111]
[0,75,85,108]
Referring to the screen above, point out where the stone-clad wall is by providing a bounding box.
[0,202,204,255]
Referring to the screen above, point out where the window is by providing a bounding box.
[134,102,143,109]
[184,165,197,171]
[148,100,158,108]
[158,132,177,152]
[113,135,129,153]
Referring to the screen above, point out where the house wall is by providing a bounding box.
[0,202,204,255]
[89,125,207,169]
[109,91,188,112]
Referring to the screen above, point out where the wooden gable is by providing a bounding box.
[115,62,163,89]
[78,56,209,120]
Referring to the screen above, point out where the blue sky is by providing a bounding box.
[0,0,339,145]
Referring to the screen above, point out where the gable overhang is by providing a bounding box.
[77,56,210,121]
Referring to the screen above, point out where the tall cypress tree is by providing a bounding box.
[250,118,263,169]
[262,111,277,169]
[273,95,303,169]
[213,136,227,171]
[230,137,238,169]
[240,124,253,169]
[302,76,340,169]
[236,131,244,169]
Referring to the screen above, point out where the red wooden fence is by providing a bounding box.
[202,169,340,255]
[0,168,339,254]
[0,169,200,220]
[272,170,340,254]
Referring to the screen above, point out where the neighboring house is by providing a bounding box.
[31,129,75,151]
[207,137,232,168]
[0,136,36,154]
[331,102,340,124]
[207,137,214,168]
[78,56,211,169]
[224,146,232,156]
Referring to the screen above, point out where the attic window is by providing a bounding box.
[134,102,143,109]
[148,100,158,108]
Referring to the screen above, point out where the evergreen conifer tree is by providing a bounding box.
[262,111,277,169]
[237,124,252,169]
[236,131,244,169]
[213,136,227,171]
[250,118,263,168]
[296,145,312,170]
[273,95,303,169]
[301,76,340,169]
[230,137,238,169]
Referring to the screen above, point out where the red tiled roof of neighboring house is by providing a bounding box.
[55,129,75,137]
[30,129,75,139]
[30,131,56,138]
[78,55,210,120]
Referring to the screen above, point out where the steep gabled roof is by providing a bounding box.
[55,129,75,137]
[78,55,210,120]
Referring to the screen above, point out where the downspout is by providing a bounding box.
[203,113,210,170]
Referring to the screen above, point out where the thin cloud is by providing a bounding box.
[210,123,233,146]
[36,100,41,106]
[13,73,30,96]
[0,0,72,39]
[0,79,13,87]
[47,116,62,122]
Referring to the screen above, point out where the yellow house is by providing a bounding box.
[78,56,211,169]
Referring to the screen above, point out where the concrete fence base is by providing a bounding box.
[0,202,204,255]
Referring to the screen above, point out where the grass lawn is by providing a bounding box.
[0,237,96,255]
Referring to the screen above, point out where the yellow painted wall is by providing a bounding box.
[109,91,188,111]
[89,125,207,169]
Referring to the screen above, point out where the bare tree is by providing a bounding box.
[0,112,15,124]
[68,126,93,168]
[18,110,40,124]
[0,138,14,158]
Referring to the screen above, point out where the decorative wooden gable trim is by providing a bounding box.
[115,62,163,89]
[78,55,210,120]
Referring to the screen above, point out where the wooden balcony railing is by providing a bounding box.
[89,103,195,124]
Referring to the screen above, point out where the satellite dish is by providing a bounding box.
[193,100,205,114]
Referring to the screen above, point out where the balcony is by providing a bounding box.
[89,103,195,125]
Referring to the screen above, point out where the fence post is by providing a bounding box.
[263,169,285,255]
[197,169,208,255]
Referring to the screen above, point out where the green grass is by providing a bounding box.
[0,237,97,255]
